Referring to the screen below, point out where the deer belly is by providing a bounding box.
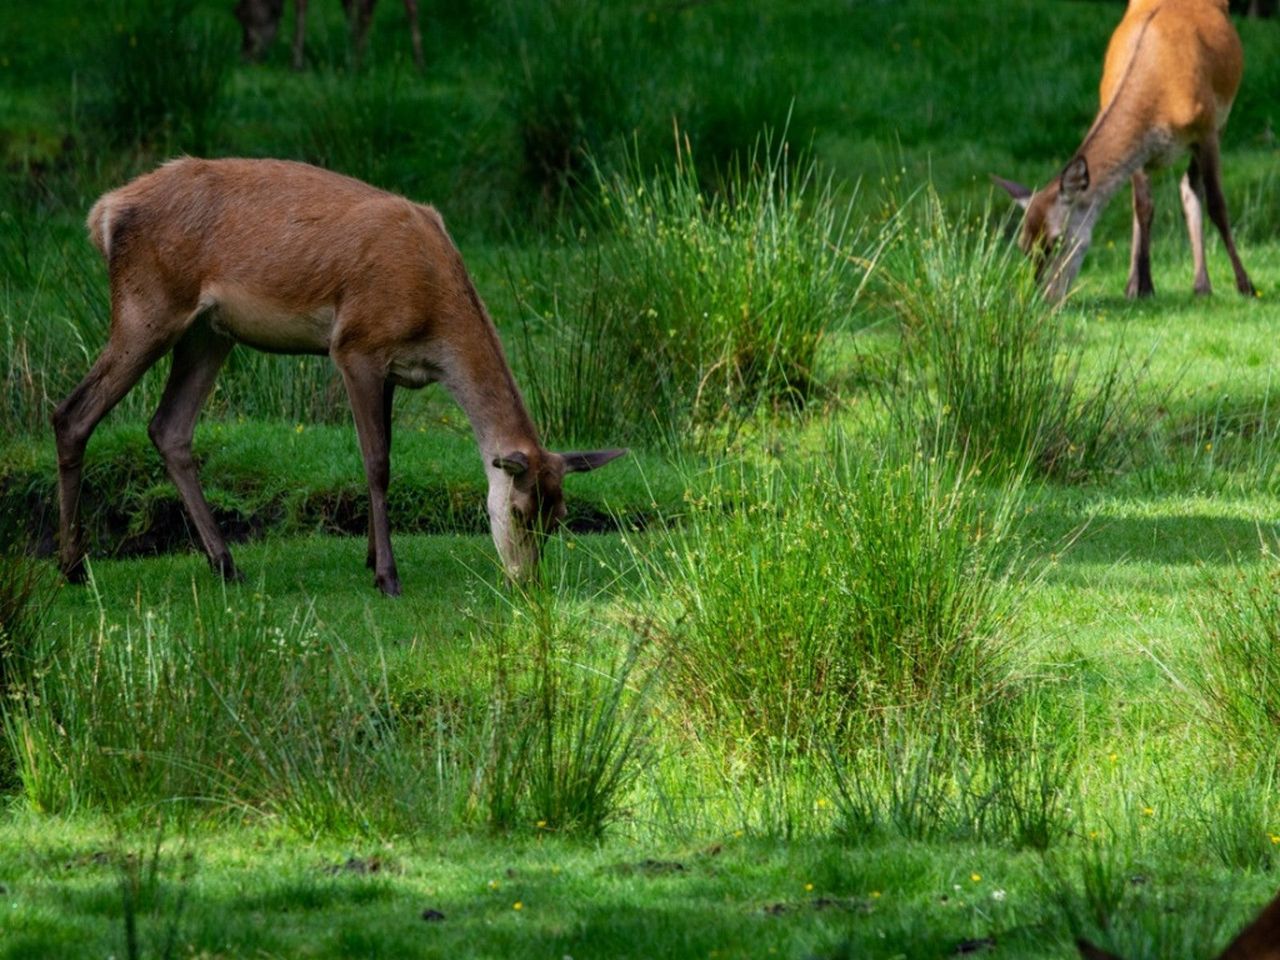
[203,285,337,355]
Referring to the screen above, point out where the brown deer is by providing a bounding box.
[52,158,625,596]
[995,0,1254,302]
[1077,888,1280,959]
[234,0,424,71]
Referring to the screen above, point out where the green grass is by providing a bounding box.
[6,0,1280,956]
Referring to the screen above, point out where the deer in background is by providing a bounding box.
[1077,887,1280,959]
[995,0,1254,302]
[53,158,625,596]
[235,0,424,70]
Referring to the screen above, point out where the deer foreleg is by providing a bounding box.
[292,0,308,70]
[148,323,239,581]
[1125,171,1155,299]
[1196,137,1255,297]
[366,379,394,571]
[337,352,399,596]
[342,0,378,65]
[404,0,423,69]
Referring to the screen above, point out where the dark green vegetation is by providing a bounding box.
[3,1,1280,957]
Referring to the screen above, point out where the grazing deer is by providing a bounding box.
[995,0,1254,301]
[234,0,424,70]
[53,158,625,596]
[1077,887,1280,959]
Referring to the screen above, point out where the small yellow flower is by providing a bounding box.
[513,901,523,911]
[1108,753,1118,764]
[295,423,304,433]
[970,873,982,883]
[804,882,814,892]
[1269,833,1280,845]
[1142,806,1155,817]
[536,820,547,829]
[815,797,831,810]
[1204,443,1213,453]
[871,890,881,899]
[487,879,500,891]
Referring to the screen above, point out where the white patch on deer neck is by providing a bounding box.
[484,462,534,580]
[1045,195,1107,301]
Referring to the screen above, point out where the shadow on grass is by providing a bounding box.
[1026,497,1278,570]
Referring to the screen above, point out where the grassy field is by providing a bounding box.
[4,1,1280,957]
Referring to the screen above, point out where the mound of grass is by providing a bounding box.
[875,188,1142,480]
[514,135,866,449]
[1194,550,1280,773]
[638,429,1026,754]
[5,563,653,838]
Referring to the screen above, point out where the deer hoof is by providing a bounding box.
[61,555,88,585]
[375,573,402,597]
[212,555,244,583]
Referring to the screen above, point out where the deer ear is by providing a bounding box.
[1060,157,1090,201]
[560,448,628,474]
[493,451,530,477]
[1075,939,1124,960]
[992,174,1033,210]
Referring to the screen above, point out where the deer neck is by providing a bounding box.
[437,314,542,467]
[1045,107,1156,300]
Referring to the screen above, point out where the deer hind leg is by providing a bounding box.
[366,380,393,571]
[334,349,399,596]
[403,0,423,69]
[341,0,378,65]
[1126,170,1155,299]
[1196,137,1255,297]
[51,296,184,583]
[148,320,239,581]
[1180,155,1212,296]
[291,0,308,70]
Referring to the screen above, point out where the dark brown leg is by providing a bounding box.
[292,0,308,70]
[335,351,399,596]
[1196,137,1255,297]
[1125,171,1155,299]
[366,379,393,570]
[403,0,423,69]
[342,0,378,66]
[148,322,239,581]
[51,299,181,582]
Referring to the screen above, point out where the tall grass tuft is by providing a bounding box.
[829,689,1074,848]
[515,134,864,449]
[90,0,232,155]
[4,584,436,834]
[498,0,644,204]
[475,580,653,837]
[637,428,1026,756]
[1193,552,1280,773]
[0,550,52,790]
[877,188,1139,480]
